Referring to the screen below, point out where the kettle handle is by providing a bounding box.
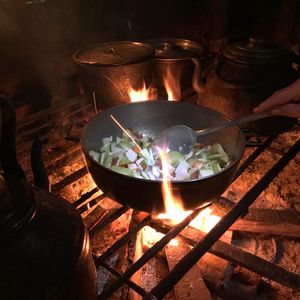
[0,92,26,180]
[190,55,216,94]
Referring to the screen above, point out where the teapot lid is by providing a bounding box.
[0,174,36,239]
[221,38,292,65]
[146,38,205,59]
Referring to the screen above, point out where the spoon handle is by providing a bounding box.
[196,112,274,136]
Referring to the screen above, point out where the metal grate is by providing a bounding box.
[16,97,300,299]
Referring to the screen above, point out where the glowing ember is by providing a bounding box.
[128,82,153,102]
[163,67,181,101]
[141,226,178,248]
[190,207,221,233]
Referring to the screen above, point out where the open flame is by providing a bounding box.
[127,70,182,102]
[128,82,156,102]
[156,148,191,223]
[155,147,221,233]
[163,67,181,101]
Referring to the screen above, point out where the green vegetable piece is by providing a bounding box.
[119,155,131,165]
[187,157,198,167]
[100,143,111,153]
[220,153,229,163]
[167,151,182,166]
[119,141,133,150]
[110,142,117,152]
[103,155,113,168]
[142,141,151,149]
[212,163,222,173]
[110,166,133,176]
[121,131,131,143]
[100,152,106,165]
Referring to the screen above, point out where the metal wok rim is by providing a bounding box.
[81,100,246,184]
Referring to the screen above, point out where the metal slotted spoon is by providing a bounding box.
[156,112,275,153]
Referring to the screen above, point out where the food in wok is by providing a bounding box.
[89,129,231,181]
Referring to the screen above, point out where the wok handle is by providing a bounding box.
[196,112,274,136]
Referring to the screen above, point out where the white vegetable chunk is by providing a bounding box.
[126,149,138,162]
[175,160,190,180]
[128,163,138,171]
[152,166,160,178]
[89,150,100,162]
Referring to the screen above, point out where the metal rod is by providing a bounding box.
[51,166,87,192]
[98,208,204,299]
[234,135,276,180]
[77,193,111,214]
[96,215,152,265]
[145,139,300,299]
[179,227,300,291]
[90,206,129,238]
[73,187,99,208]
[98,260,147,297]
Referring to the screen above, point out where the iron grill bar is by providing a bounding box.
[73,187,99,208]
[77,193,111,214]
[233,135,276,180]
[145,139,300,300]
[98,260,148,296]
[96,215,152,265]
[98,207,205,299]
[51,166,87,192]
[149,221,300,291]
[90,206,129,238]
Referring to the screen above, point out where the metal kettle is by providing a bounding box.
[198,38,298,136]
[0,93,97,300]
[146,38,206,99]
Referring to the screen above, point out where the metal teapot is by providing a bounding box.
[198,38,298,136]
[0,93,97,300]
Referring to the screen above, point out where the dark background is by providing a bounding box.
[0,0,299,115]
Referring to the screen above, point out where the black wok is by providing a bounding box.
[81,101,246,213]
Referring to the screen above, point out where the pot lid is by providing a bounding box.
[73,41,154,66]
[0,174,36,239]
[146,38,205,59]
[221,38,292,65]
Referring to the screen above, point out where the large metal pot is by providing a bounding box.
[81,101,245,213]
[73,41,154,109]
[146,38,206,98]
[198,38,298,135]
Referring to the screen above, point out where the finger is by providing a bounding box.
[254,77,300,113]
[270,103,300,118]
[254,87,299,113]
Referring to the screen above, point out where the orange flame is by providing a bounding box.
[163,67,181,101]
[128,82,154,102]
[156,148,191,224]
[155,148,221,232]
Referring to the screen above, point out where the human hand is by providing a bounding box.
[253,78,300,118]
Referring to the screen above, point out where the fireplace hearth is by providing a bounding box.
[13,96,300,300]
